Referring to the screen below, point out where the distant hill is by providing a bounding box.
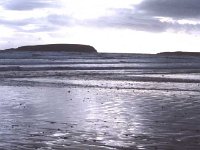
[157,51,200,56]
[2,44,97,53]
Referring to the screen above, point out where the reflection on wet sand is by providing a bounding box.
[0,81,200,149]
[0,52,200,149]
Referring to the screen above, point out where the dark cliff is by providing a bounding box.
[3,44,97,53]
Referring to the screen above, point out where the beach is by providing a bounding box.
[0,50,200,149]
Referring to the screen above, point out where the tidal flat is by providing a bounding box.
[0,51,200,149]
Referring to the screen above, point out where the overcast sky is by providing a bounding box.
[1,0,200,53]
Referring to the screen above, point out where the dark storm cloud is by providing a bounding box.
[2,0,57,10]
[87,0,200,33]
[136,0,200,19]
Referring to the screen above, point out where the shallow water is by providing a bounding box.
[0,52,200,149]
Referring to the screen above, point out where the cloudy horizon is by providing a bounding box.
[1,0,200,53]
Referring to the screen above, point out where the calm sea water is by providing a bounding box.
[0,51,200,149]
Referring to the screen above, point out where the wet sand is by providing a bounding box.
[0,51,200,149]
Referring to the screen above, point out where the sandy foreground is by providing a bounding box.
[0,51,200,149]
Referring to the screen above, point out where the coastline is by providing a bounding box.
[0,46,200,149]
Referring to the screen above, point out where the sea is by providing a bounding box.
[0,51,200,150]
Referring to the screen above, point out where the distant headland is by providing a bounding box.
[157,51,200,56]
[2,44,97,53]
